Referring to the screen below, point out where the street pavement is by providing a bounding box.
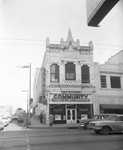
[28,129,123,150]
[0,119,123,150]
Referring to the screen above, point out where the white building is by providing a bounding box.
[94,50,123,114]
[33,30,123,124]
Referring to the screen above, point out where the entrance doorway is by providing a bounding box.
[66,109,76,124]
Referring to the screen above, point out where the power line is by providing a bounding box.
[94,43,123,48]
[0,38,46,42]
[0,43,122,51]
[0,43,45,46]
[94,47,122,51]
[0,38,123,47]
[0,38,123,51]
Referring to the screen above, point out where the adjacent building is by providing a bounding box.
[33,29,123,124]
[94,50,123,114]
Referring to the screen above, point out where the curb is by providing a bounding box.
[28,125,79,129]
[29,118,79,129]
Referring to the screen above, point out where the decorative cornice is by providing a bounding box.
[100,71,123,75]
[49,84,95,89]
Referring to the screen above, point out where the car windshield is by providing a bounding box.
[92,115,99,119]
[106,115,118,121]
[93,115,104,119]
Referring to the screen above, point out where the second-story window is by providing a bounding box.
[81,65,90,83]
[100,75,107,88]
[50,64,59,82]
[65,62,76,80]
[110,76,121,89]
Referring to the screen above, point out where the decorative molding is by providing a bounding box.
[49,83,95,89]
[80,63,90,66]
[50,62,60,66]
[100,71,123,75]
[61,60,64,64]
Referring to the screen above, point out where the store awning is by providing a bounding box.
[100,104,123,110]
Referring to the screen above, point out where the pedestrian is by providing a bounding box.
[22,111,27,128]
[39,113,43,123]
[49,113,54,127]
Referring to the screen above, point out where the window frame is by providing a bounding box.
[50,63,60,83]
[110,76,121,89]
[81,65,90,83]
[100,75,107,88]
[65,62,76,81]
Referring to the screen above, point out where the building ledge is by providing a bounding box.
[48,83,95,92]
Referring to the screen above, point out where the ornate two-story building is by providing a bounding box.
[33,29,123,124]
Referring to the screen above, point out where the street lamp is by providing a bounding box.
[18,63,31,128]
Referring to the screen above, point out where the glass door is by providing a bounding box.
[66,109,76,124]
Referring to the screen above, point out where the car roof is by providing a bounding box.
[94,114,118,116]
[116,114,123,116]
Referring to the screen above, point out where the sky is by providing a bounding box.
[0,0,123,111]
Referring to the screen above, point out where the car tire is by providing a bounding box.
[94,130,100,134]
[101,126,110,135]
[84,123,89,130]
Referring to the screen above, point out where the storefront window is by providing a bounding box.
[77,104,93,120]
[50,104,65,123]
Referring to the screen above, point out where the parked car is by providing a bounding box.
[79,114,111,129]
[11,114,18,121]
[0,118,4,131]
[7,116,12,123]
[2,117,9,127]
[18,112,26,123]
[89,114,123,135]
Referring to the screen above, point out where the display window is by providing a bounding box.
[50,104,66,124]
[77,104,93,120]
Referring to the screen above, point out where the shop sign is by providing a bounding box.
[53,108,63,113]
[55,115,61,120]
[41,68,46,95]
[79,108,89,112]
[51,94,90,102]
[38,96,47,105]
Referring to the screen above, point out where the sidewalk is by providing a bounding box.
[28,117,79,129]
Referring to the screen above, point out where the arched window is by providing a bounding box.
[50,64,59,82]
[65,62,76,80]
[81,65,90,83]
